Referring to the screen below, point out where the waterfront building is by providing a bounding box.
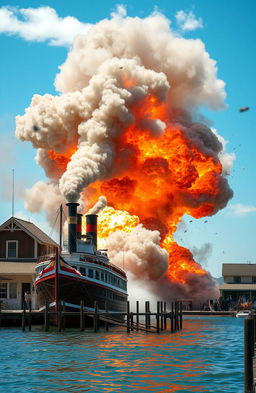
[219,263,256,304]
[0,216,57,309]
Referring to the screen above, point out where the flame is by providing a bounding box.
[46,92,224,284]
[81,94,223,283]
[48,147,77,171]
[97,206,139,239]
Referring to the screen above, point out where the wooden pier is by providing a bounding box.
[0,300,183,334]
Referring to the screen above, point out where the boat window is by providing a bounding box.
[95,270,99,280]
[88,269,94,278]
[80,267,86,275]
[101,272,104,281]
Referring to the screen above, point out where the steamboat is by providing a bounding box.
[34,203,128,319]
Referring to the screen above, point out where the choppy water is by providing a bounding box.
[0,316,244,393]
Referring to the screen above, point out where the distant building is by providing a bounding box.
[0,216,58,309]
[219,263,256,302]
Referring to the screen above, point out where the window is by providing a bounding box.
[80,267,86,276]
[95,270,99,280]
[101,272,105,281]
[6,241,18,258]
[234,276,241,284]
[0,283,7,298]
[88,269,94,278]
[9,282,17,299]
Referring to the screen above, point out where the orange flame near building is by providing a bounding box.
[49,93,224,284]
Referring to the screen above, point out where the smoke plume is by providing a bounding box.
[16,8,233,304]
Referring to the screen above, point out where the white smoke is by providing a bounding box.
[106,224,169,280]
[88,196,108,214]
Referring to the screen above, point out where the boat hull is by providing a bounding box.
[35,273,127,325]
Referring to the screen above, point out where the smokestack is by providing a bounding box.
[66,202,79,253]
[86,214,98,249]
[77,213,82,239]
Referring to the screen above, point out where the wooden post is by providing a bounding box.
[163,301,167,330]
[160,301,164,331]
[127,301,130,333]
[147,301,151,330]
[44,301,49,331]
[80,300,85,331]
[179,301,183,329]
[244,317,254,393]
[28,300,32,331]
[175,301,179,331]
[171,302,174,333]
[145,301,148,329]
[105,302,109,331]
[93,301,98,332]
[136,301,139,331]
[156,301,160,334]
[21,302,26,331]
[58,300,62,332]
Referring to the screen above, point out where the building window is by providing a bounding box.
[0,283,7,298]
[6,240,18,258]
[234,276,241,284]
[9,282,17,299]
[253,277,256,284]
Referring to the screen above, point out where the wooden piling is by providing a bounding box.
[160,301,164,331]
[156,301,160,334]
[136,301,139,331]
[21,303,26,331]
[171,302,174,333]
[28,301,32,331]
[163,301,167,330]
[80,300,85,331]
[147,301,151,329]
[244,317,254,393]
[127,301,130,333]
[179,301,183,329]
[44,301,49,331]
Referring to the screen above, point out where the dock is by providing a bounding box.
[0,300,183,334]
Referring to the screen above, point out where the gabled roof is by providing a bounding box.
[0,217,58,247]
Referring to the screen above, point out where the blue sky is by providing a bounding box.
[0,0,256,277]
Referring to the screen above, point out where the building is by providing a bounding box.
[219,263,256,304]
[0,216,58,309]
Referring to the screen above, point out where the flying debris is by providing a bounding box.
[239,106,249,112]
[33,125,40,132]
[189,220,193,223]
[204,220,208,223]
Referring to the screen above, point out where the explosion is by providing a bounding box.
[16,9,234,303]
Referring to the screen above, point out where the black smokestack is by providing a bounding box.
[66,202,79,253]
[77,213,82,239]
[86,214,98,249]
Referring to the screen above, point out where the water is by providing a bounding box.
[0,316,244,392]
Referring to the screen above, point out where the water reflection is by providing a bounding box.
[0,317,244,393]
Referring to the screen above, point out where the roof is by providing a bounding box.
[219,283,256,291]
[0,217,58,247]
[222,263,256,276]
[0,262,36,275]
